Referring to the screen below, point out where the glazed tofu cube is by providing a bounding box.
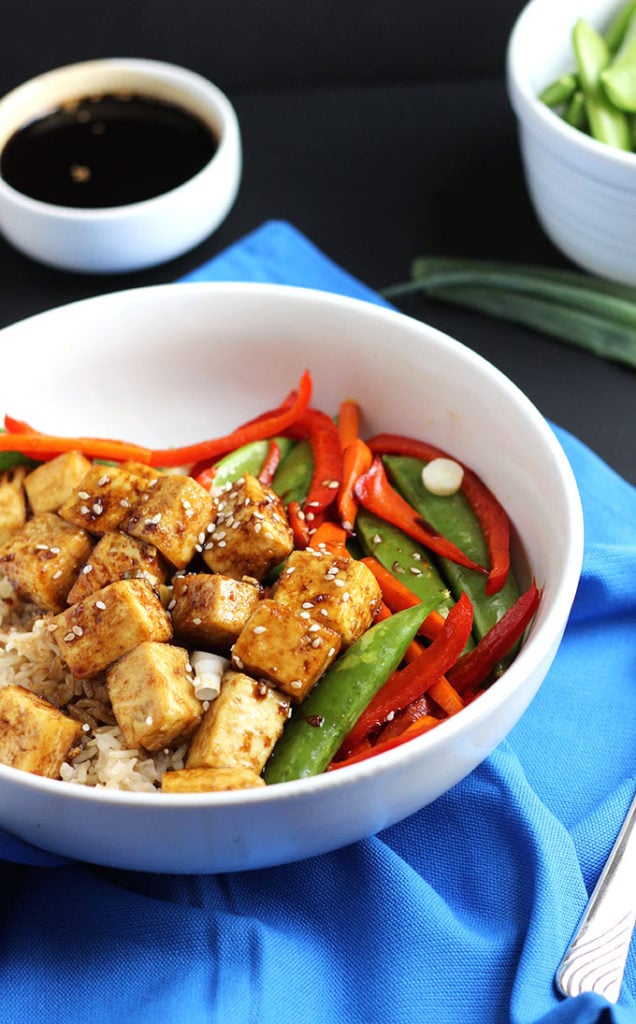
[162,766,266,792]
[202,473,293,581]
[272,548,382,646]
[0,684,82,778]
[106,641,202,752]
[120,461,162,484]
[0,512,94,613]
[49,578,172,679]
[231,599,341,702]
[0,467,27,544]
[24,451,92,514]
[67,532,167,604]
[58,464,150,535]
[170,572,261,649]
[186,669,290,772]
[126,474,213,569]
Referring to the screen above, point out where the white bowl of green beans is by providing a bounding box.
[507,0,636,285]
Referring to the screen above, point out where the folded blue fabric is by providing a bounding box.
[1,220,635,1024]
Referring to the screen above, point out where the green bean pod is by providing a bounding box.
[263,602,430,783]
[382,455,519,639]
[601,10,636,111]
[573,17,632,149]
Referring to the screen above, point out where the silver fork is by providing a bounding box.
[556,791,636,1004]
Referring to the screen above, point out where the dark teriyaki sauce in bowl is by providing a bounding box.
[0,92,217,208]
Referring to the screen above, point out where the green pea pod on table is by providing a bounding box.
[263,602,431,784]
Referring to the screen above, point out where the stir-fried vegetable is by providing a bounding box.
[0,370,540,791]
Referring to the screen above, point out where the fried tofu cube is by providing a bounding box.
[231,599,341,702]
[120,461,163,484]
[49,578,172,679]
[106,641,202,751]
[202,473,293,581]
[170,572,262,649]
[59,464,151,536]
[0,512,94,613]
[272,548,382,647]
[162,766,266,792]
[24,451,92,514]
[67,532,167,604]
[126,474,213,569]
[0,684,82,778]
[0,467,27,544]
[186,669,290,772]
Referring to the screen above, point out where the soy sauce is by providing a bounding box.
[0,93,217,208]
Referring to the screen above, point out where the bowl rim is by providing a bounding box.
[0,281,585,817]
[0,56,241,219]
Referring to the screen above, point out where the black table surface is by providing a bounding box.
[1,0,634,486]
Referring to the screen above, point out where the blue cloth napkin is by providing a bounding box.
[1,220,635,1024]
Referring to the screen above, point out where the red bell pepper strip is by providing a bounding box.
[287,501,310,549]
[329,708,443,771]
[4,415,39,434]
[193,465,217,491]
[285,406,343,515]
[337,437,372,533]
[447,579,541,694]
[367,433,511,595]
[148,369,312,468]
[258,439,282,485]
[354,457,487,575]
[336,591,474,759]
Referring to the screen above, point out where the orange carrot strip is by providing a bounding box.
[329,712,441,771]
[309,520,349,555]
[428,676,464,716]
[360,556,446,641]
[337,399,360,451]
[0,431,152,464]
[337,438,372,534]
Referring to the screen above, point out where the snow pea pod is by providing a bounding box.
[271,439,313,506]
[539,73,578,108]
[383,455,519,640]
[355,508,454,619]
[263,603,430,783]
[213,437,294,488]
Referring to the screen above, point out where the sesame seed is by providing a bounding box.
[311,638,322,648]
[409,567,422,576]
[342,592,351,602]
[253,625,267,634]
[192,617,202,625]
[80,505,90,515]
[290,680,303,690]
[49,547,60,555]
[120,498,131,508]
[82,722,90,732]
[302,601,314,609]
[95,600,107,611]
[77,491,90,500]
[63,632,76,643]
[92,502,104,515]
[97,474,111,486]
[392,561,405,574]
[72,625,83,636]
[328,647,336,657]
[217,540,227,548]
[372,534,382,545]
[35,543,49,551]
[168,599,176,610]
[286,565,296,574]
[308,622,321,632]
[82,564,93,575]
[52,570,63,580]
[47,622,58,632]
[145,716,153,726]
[305,512,315,522]
[333,578,345,587]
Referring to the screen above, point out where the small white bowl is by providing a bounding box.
[0,283,584,873]
[0,58,241,274]
[507,0,636,284]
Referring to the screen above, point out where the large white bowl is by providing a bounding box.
[507,0,636,284]
[0,59,241,273]
[0,283,583,873]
